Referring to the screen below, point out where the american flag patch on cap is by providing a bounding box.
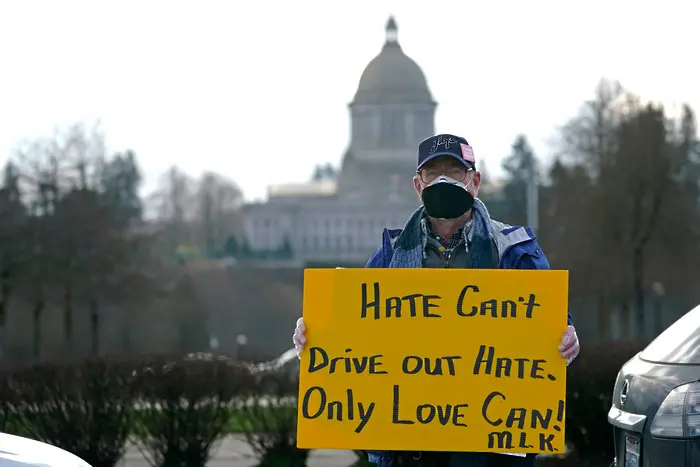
[460,144,475,163]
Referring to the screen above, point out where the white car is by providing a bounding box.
[0,432,90,467]
[250,348,300,394]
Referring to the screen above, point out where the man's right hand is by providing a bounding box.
[294,268,341,359]
[293,317,306,359]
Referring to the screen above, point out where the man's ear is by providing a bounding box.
[413,175,423,198]
[470,171,482,197]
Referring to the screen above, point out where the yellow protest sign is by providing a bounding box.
[296,268,569,454]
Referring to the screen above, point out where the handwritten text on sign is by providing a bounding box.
[296,268,569,454]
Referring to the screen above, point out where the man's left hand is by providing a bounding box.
[559,325,580,366]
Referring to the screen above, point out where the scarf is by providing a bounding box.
[388,198,499,269]
[386,200,521,466]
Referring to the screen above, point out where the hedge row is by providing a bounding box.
[0,342,645,467]
[561,340,644,465]
[0,354,307,467]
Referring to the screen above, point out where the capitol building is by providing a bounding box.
[242,17,438,264]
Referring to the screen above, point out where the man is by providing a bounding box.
[293,133,580,467]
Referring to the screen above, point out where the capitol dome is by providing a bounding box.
[352,17,434,105]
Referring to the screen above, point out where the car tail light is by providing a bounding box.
[650,381,700,437]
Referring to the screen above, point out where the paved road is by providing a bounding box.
[119,436,357,467]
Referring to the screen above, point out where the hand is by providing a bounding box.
[559,325,580,366]
[293,317,306,359]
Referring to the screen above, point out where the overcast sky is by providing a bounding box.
[1,0,698,201]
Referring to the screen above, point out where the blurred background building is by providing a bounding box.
[243,18,433,264]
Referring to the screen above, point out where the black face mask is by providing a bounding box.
[421,176,475,219]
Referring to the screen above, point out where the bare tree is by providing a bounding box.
[62,122,107,190]
[541,158,593,273]
[310,163,337,181]
[145,166,197,261]
[675,105,700,201]
[13,135,66,356]
[195,172,243,258]
[0,162,27,357]
[146,168,244,261]
[555,83,639,335]
[612,100,669,329]
[501,135,537,226]
[559,78,624,175]
[556,83,700,338]
[18,124,104,354]
[100,150,143,226]
[10,123,145,357]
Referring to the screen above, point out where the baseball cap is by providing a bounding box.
[417,134,476,171]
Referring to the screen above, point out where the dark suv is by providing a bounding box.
[608,304,700,466]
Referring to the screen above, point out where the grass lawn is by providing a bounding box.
[3,404,294,440]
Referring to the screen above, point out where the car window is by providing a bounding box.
[640,304,700,364]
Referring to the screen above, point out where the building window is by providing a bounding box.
[414,110,433,140]
[353,111,373,141]
[381,111,404,143]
